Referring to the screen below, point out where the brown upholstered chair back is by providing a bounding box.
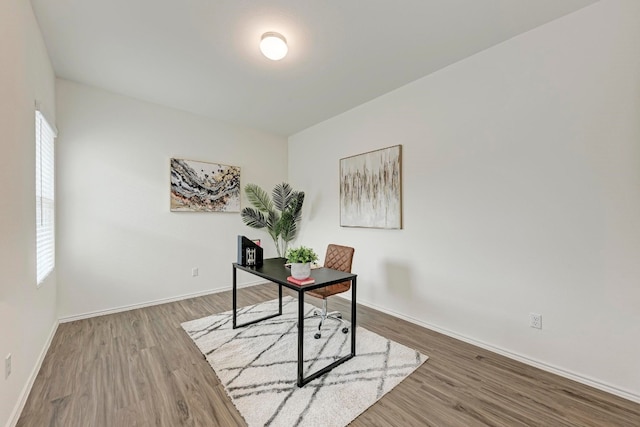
[307,244,355,299]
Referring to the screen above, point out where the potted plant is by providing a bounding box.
[286,246,318,280]
[241,182,305,257]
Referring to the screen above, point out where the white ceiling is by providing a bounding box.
[31,0,596,136]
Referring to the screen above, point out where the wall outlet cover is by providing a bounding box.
[530,313,542,329]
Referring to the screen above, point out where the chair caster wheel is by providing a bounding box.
[314,333,321,339]
[336,313,342,319]
[342,327,349,334]
[312,310,319,316]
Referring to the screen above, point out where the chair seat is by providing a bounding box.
[307,281,351,299]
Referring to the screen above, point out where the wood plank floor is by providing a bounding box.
[17,283,640,426]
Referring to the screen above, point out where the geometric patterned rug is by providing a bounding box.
[181,296,428,427]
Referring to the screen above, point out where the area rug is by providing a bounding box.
[181,296,428,427]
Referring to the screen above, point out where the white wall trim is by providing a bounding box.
[6,320,59,427]
[58,279,265,323]
[355,297,640,404]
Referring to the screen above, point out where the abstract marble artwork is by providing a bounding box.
[170,158,241,212]
[340,145,402,228]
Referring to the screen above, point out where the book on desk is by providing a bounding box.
[237,235,263,267]
[286,276,315,286]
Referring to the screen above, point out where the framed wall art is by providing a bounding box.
[170,158,241,212]
[340,145,402,229]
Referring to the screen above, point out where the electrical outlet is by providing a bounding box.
[5,354,11,379]
[530,313,542,329]
[191,267,199,277]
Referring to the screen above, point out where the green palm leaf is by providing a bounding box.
[267,210,279,240]
[272,182,293,212]
[289,191,304,223]
[241,207,268,229]
[245,183,273,213]
[279,211,296,242]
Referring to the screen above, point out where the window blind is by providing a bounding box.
[36,110,56,285]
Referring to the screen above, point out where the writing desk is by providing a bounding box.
[232,257,357,387]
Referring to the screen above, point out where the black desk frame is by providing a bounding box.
[232,258,357,387]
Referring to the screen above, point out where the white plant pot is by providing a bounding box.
[290,262,311,280]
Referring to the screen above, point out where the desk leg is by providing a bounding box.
[232,266,237,329]
[297,292,304,387]
[233,267,282,329]
[295,278,357,387]
[351,277,357,356]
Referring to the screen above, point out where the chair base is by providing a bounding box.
[306,300,349,339]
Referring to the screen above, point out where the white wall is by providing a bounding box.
[0,0,58,426]
[56,80,288,319]
[289,0,640,401]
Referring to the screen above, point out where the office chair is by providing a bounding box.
[307,244,355,339]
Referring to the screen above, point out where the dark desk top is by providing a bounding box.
[233,257,356,292]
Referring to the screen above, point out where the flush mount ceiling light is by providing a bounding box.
[260,32,288,60]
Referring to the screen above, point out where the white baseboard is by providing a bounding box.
[6,319,59,427]
[355,297,640,404]
[58,279,265,323]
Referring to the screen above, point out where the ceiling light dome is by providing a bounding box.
[260,32,288,61]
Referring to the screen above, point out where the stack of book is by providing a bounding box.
[286,276,315,285]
